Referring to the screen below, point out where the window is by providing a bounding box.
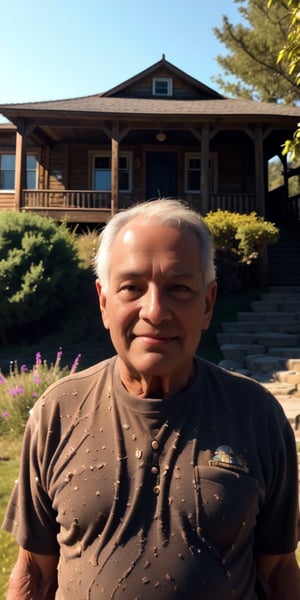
[0,154,15,189]
[0,153,37,190]
[92,153,131,192]
[184,153,216,193]
[152,77,173,97]
[26,155,38,188]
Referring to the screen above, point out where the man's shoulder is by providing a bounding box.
[195,356,284,416]
[36,355,117,404]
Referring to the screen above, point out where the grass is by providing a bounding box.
[1,285,299,597]
[0,435,21,599]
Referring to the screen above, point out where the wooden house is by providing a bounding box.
[0,55,299,234]
[0,56,300,223]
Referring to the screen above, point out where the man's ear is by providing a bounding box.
[95,279,110,330]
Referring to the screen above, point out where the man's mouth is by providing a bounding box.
[133,333,178,344]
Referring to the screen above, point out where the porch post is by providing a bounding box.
[14,122,26,211]
[254,125,265,216]
[201,125,210,214]
[111,124,119,216]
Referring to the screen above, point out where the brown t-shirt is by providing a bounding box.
[3,356,299,599]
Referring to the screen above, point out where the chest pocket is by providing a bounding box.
[194,466,260,556]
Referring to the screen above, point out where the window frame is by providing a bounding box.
[0,153,15,190]
[25,154,38,189]
[0,152,38,191]
[152,77,173,97]
[91,151,132,193]
[184,152,217,194]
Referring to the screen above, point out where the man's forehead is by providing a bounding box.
[114,218,195,247]
[109,221,203,280]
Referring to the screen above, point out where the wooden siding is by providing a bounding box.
[0,193,15,211]
[113,67,210,100]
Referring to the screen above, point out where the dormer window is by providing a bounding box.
[152,77,173,97]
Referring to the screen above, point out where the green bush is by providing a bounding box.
[204,211,279,293]
[75,228,100,269]
[0,212,81,341]
[204,210,279,263]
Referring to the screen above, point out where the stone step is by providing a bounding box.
[220,344,265,363]
[260,381,297,396]
[251,300,300,313]
[276,370,300,384]
[287,359,300,370]
[261,292,300,302]
[218,332,300,347]
[266,347,300,358]
[222,320,300,333]
[269,286,300,294]
[217,332,256,345]
[246,354,287,372]
[237,312,300,323]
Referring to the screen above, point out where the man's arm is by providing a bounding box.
[256,552,300,599]
[7,547,58,600]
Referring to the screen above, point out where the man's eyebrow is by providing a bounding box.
[113,269,195,280]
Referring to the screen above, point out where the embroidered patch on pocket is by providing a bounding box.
[209,445,249,474]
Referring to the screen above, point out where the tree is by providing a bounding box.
[268,0,300,158]
[213,0,299,103]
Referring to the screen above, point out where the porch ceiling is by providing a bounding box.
[12,117,300,147]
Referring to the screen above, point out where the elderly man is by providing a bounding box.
[3,199,300,599]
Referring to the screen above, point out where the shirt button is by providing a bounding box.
[151,440,159,450]
[151,466,159,475]
[153,485,160,495]
[135,449,143,459]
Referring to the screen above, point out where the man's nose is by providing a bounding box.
[139,286,171,323]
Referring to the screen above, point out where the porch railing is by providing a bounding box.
[23,190,111,209]
[208,193,256,213]
[22,190,256,215]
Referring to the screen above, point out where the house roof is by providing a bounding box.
[102,55,224,99]
[0,56,298,126]
[0,96,299,119]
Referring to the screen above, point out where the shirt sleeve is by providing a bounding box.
[254,410,299,555]
[2,404,60,555]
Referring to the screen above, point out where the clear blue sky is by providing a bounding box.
[0,0,243,107]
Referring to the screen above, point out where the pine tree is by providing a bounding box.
[213,0,299,103]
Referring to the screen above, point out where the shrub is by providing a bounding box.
[75,228,100,269]
[0,212,81,341]
[204,210,279,263]
[0,350,81,435]
[204,211,279,293]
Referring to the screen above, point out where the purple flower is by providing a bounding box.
[1,411,9,420]
[9,386,24,396]
[56,350,63,360]
[70,353,81,374]
[21,364,28,372]
[0,374,6,384]
[32,392,38,398]
[33,368,40,385]
[35,352,42,366]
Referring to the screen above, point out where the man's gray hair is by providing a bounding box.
[94,198,216,291]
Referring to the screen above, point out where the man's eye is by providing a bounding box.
[169,285,193,297]
[119,284,141,295]
[121,284,139,291]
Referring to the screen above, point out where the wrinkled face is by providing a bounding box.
[96,219,216,390]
